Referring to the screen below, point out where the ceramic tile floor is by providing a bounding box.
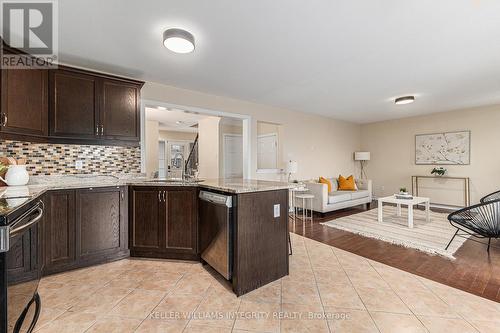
[23,233,500,332]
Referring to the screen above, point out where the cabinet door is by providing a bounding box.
[49,69,99,139]
[100,79,140,141]
[76,187,127,261]
[130,187,164,251]
[0,66,48,137]
[44,190,76,274]
[165,189,197,253]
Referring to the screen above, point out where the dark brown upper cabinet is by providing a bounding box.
[0,64,48,138]
[49,66,143,146]
[49,69,99,139]
[0,43,144,146]
[101,79,140,141]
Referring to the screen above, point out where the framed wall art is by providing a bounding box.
[415,131,470,165]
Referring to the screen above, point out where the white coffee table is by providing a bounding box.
[377,195,430,228]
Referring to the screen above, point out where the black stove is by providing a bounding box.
[0,195,44,333]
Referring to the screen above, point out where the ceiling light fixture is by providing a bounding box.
[157,106,167,110]
[163,28,195,54]
[395,95,415,105]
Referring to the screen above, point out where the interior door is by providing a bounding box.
[223,134,243,178]
[257,133,278,169]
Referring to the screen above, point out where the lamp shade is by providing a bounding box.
[354,152,370,161]
[287,160,298,174]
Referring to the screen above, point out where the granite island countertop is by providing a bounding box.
[0,176,293,217]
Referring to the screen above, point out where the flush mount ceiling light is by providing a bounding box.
[395,95,415,105]
[157,106,167,110]
[163,28,195,54]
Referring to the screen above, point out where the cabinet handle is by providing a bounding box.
[1,113,7,126]
[100,125,104,136]
[120,191,124,200]
[162,191,166,202]
[96,125,99,135]
[158,191,161,202]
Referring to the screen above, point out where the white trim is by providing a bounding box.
[141,99,252,179]
[140,100,146,173]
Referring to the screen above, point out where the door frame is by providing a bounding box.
[141,99,252,179]
[222,133,243,178]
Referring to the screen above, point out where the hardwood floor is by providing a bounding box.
[289,202,500,303]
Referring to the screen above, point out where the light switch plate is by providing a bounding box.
[273,204,280,218]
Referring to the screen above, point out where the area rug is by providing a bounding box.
[321,206,468,259]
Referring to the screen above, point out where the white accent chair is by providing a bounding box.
[303,178,373,214]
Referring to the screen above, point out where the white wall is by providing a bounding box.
[159,130,197,142]
[198,116,221,179]
[145,120,159,177]
[142,82,361,181]
[360,104,500,204]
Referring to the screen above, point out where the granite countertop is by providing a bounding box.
[0,175,292,217]
[199,178,293,193]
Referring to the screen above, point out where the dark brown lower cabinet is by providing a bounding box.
[44,187,128,275]
[44,190,76,275]
[129,186,198,260]
[76,187,129,264]
[233,189,289,296]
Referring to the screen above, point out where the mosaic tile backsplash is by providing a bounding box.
[0,140,141,175]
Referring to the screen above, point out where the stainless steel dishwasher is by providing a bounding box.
[199,190,233,280]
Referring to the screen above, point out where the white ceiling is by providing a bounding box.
[146,107,242,132]
[146,107,202,132]
[59,1,500,123]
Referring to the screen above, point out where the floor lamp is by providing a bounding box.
[354,152,370,179]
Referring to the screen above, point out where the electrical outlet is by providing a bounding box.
[75,160,84,170]
[273,204,280,218]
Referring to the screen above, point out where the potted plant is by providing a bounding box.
[431,167,446,177]
[399,187,408,195]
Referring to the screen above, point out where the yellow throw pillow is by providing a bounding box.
[338,175,356,191]
[319,177,332,192]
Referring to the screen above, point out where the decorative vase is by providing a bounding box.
[0,165,30,186]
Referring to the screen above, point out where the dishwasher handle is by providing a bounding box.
[199,191,232,208]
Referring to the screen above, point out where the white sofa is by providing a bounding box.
[302,178,373,213]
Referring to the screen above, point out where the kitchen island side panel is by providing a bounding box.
[233,189,289,296]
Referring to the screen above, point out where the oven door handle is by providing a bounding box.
[9,207,44,237]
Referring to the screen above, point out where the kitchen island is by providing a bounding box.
[1,177,292,296]
[129,179,291,296]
